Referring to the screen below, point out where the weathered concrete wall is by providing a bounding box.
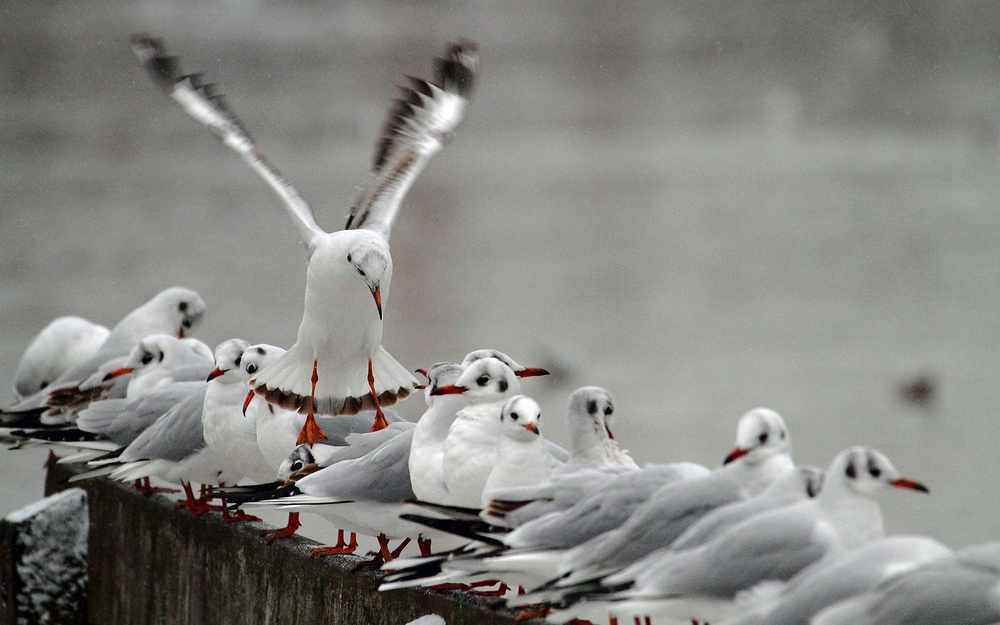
[45,464,539,625]
[1,488,88,625]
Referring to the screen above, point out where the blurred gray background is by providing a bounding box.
[3,1,1000,548]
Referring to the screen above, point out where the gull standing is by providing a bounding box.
[130,36,478,444]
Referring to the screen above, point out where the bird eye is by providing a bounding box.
[780,430,786,439]
[758,432,769,444]
[499,379,509,393]
[157,351,165,362]
[39,381,49,390]
[510,412,519,421]
[845,461,857,479]
[357,267,366,277]
[140,352,154,365]
[346,254,352,262]
[604,406,613,416]
[178,301,188,312]
[477,376,489,387]
[234,355,242,367]
[587,400,598,415]
[290,460,303,472]
[182,318,193,328]
[246,364,257,375]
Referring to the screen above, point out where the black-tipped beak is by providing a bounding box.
[206,367,226,382]
[242,390,255,416]
[102,367,134,382]
[890,477,930,494]
[724,447,749,465]
[524,422,539,435]
[370,286,382,320]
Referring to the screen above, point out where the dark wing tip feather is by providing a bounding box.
[436,40,478,99]
[369,40,479,172]
[130,34,182,92]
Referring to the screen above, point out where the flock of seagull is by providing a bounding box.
[3,35,999,625]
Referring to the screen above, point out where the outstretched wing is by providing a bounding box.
[345,41,478,239]
[130,34,325,255]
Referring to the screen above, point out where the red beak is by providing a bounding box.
[605,425,615,440]
[242,390,255,416]
[516,367,550,378]
[524,422,539,434]
[724,447,749,465]
[206,367,226,382]
[430,384,467,396]
[178,328,185,339]
[370,286,382,320]
[102,367,134,382]
[890,477,930,494]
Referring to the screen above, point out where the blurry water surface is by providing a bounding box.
[3,1,1000,547]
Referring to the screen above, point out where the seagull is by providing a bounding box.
[437,358,523,507]
[2,287,206,424]
[810,541,1000,625]
[718,535,952,625]
[130,35,478,445]
[13,316,109,399]
[550,407,798,586]
[481,395,551,507]
[553,447,930,625]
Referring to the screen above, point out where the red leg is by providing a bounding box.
[176,481,222,516]
[297,360,328,445]
[368,360,388,432]
[514,606,551,621]
[260,512,301,544]
[311,531,360,557]
[417,534,433,556]
[134,476,178,496]
[221,506,261,523]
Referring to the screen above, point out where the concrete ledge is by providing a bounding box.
[45,463,538,625]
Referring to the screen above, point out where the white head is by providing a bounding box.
[111,334,183,379]
[566,386,616,449]
[238,343,286,415]
[143,287,207,339]
[724,407,791,466]
[180,338,214,362]
[500,395,543,443]
[345,233,391,320]
[823,446,928,500]
[13,316,110,398]
[416,362,464,405]
[278,444,316,480]
[430,357,520,404]
[206,338,250,384]
[461,349,550,379]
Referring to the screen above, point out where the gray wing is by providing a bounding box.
[296,428,415,502]
[105,382,206,446]
[345,41,477,239]
[563,471,742,573]
[631,505,823,598]
[119,386,207,462]
[505,463,702,550]
[485,466,629,527]
[130,35,324,254]
[316,420,415,466]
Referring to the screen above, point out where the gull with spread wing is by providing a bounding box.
[130,35,477,444]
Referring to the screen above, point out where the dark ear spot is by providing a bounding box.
[499,379,509,393]
[867,456,881,478]
[157,351,165,362]
[234,355,242,368]
[780,430,786,439]
[845,460,857,479]
[347,254,352,263]
[178,301,188,312]
[587,400,598,415]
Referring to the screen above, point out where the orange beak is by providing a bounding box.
[206,367,226,382]
[102,367,134,382]
[890,477,930,493]
[524,422,539,434]
[370,286,382,320]
[724,447,749,465]
[430,384,467,396]
[242,389,255,416]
